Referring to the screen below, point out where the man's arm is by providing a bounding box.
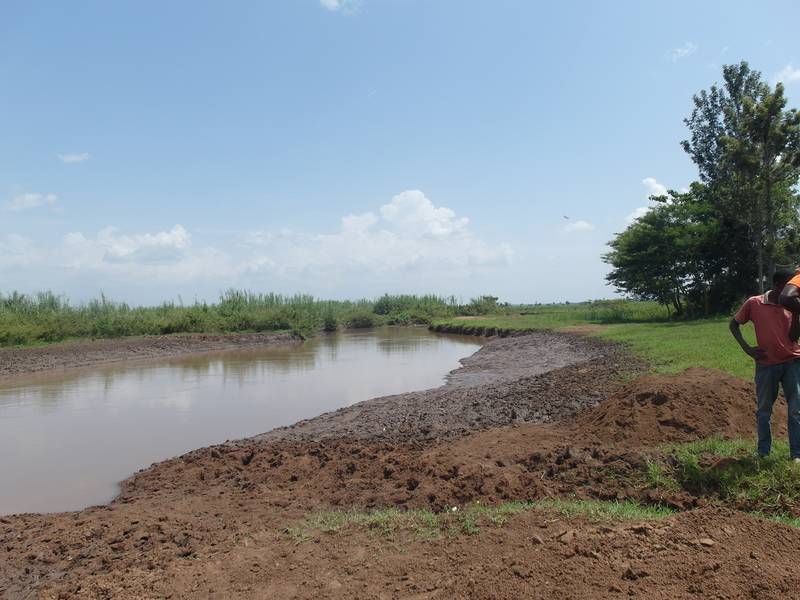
[779,283,800,314]
[791,313,800,343]
[729,318,766,361]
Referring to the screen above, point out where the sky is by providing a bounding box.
[1,0,799,305]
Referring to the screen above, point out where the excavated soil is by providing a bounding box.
[0,332,300,380]
[573,367,788,446]
[2,332,797,599]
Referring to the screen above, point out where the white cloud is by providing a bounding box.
[57,152,90,163]
[0,233,38,267]
[642,177,668,198]
[6,193,58,211]
[626,206,650,224]
[0,192,512,298]
[244,190,512,276]
[774,64,800,85]
[626,177,670,223]
[320,0,358,11]
[63,225,192,266]
[671,42,697,62]
[563,220,595,233]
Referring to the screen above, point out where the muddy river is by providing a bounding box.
[0,328,480,515]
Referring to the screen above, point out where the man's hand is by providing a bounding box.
[730,318,766,362]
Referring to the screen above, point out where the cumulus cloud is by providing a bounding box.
[642,177,668,198]
[64,225,191,266]
[0,191,512,296]
[320,0,358,11]
[625,206,650,224]
[626,177,670,223]
[0,233,38,267]
[6,193,58,211]
[244,190,513,276]
[774,64,800,85]
[57,152,90,163]
[563,220,595,233]
[671,42,697,62]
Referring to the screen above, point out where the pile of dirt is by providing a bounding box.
[572,367,787,446]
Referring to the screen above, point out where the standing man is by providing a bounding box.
[731,269,800,460]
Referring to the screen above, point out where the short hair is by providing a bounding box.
[773,269,795,285]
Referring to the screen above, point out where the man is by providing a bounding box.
[730,269,800,460]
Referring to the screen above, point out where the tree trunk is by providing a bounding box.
[764,175,776,281]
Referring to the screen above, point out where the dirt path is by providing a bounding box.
[0,332,300,380]
[2,331,796,599]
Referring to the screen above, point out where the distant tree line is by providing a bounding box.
[604,61,800,316]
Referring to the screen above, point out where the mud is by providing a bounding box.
[3,331,797,599]
[254,332,639,444]
[0,332,300,380]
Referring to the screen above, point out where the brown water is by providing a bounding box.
[0,328,480,515]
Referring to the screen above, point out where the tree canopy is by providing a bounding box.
[605,61,800,313]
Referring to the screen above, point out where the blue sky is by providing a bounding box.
[1,0,799,304]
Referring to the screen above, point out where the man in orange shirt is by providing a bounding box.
[731,269,800,459]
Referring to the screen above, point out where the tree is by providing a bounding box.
[721,83,800,289]
[603,190,727,316]
[681,62,800,292]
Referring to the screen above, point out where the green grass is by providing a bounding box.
[598,318,754,379]
[533,498,674,521]
[646,438,800,513]
[431,303,757,379]
[286,499,674,543]
[0,290,478,347]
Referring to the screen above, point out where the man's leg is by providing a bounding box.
[755,363,780,456]
[782,360,800,459]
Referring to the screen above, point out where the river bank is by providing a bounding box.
[0,332,300,380]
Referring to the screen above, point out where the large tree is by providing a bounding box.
[721,83,800,288]
[681,61,800,292]
[604,189,727,316]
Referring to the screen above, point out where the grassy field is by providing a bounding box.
[431,301,757,380]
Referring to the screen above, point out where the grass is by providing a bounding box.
[533,498,674,521]
[643,438,800,514]
[0,290,494,347]
[286,499,674,543]
[431,302,757,379]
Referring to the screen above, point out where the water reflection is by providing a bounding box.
[0,328,480,515]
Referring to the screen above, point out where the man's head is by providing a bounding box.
[773,268,795,291]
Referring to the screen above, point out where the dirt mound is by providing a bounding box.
[572,367,787,446]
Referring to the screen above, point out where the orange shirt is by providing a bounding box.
[734,293,800,365]
[788,273,800,289]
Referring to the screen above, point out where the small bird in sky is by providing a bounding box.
[563,215,570,220]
